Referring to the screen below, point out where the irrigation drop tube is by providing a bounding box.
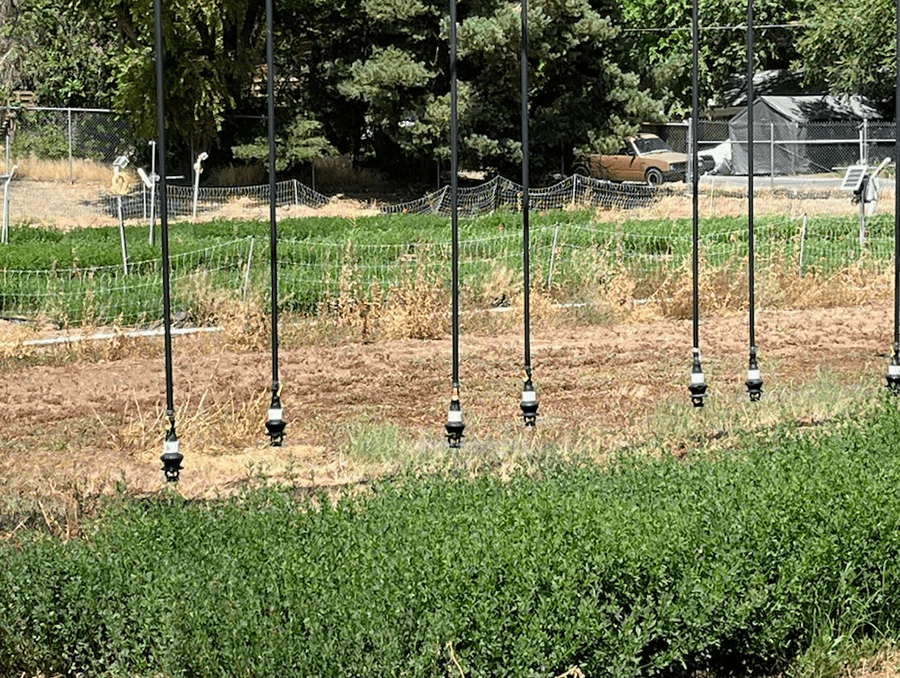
[745,0,764,402]
[153,0,182,482]
[687,0,707,408]
[519,0,538,426]
[888,0,900,394]
[444,0,465,448]
[264,0,286,446]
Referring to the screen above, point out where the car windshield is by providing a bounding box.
[633,137,674,155]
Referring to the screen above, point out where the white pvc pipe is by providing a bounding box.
[2,164,17,244]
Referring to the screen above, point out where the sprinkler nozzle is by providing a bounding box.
[265,393,286,447]
[746,348,763,402]
[887,346,900,394]
[446,396,465,448]
[160,426,183,483]
[688,353,707,408]
[520,378,538,426]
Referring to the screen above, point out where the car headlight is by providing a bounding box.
[670,162,686,173]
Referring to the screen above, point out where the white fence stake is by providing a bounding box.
[117,196,129,275]
[547,223,561,290]
[798,213,807,277]
[2,164,17,244]
[243,236,255,303]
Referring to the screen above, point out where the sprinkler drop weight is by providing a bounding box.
[688,353,707,408]
[265,393,286,446]
[887,345,900,394]
[160,426,183,483]
[446,394,465,448]
[520,378,538,426]
[746,348,763,402]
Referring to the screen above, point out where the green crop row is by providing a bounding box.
[0,211,891,325]
[3,399,900,677]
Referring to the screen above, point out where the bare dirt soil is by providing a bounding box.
[0,303,892,502]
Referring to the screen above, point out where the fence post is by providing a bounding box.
[243,236,255,303]
[2,165,16,244]
[547,223,560,290]
[770,122,775,191]
[67,108,74,183]
[293,179,299,206]
[797,213,807,277]
[117,196,129,274]
[571,175,578,208]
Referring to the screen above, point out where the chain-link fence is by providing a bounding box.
[646,119,896,177]
[1,106,136,173]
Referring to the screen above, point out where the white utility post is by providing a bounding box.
[1,164,17,244]
[112,156,131,274]
[192,151,208,222]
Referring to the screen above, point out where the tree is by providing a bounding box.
[80,0,267,153]
[621,0,803,115]
[0,0,118,106]
[795,0,894,110]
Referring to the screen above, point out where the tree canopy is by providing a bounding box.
[2,0,896,178]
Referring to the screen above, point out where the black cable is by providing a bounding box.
[745,0,763,401]
[688,0,707,408]
[264,0,286,445]
[889,0,900,393]
[519,0,537,426]
[445,0,465,447]
[153,0,182,482]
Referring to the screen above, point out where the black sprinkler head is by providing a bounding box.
[446,398,465,448]
[520,379,538,426]
[887,350,900,394]
[746,350,763,402]
[265,395,286,447]
[688,357,707,408]
[160,427,183,483]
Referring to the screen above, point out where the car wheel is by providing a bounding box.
[645,167,664,186]
[573,164,591,178]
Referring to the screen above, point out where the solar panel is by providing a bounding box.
[840,164,868,192]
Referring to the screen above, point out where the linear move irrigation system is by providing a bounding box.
[150,0,900,482]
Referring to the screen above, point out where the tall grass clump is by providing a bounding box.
[5,398,900,677]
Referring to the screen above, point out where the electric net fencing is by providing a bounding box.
[2,213,896,330]
[100,179,329,222]
[383,175,664,215]
[0,238,252,326]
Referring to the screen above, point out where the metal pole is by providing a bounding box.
[547,223,560,291]
[149,140,157,245]
[67,108,73,183]
[770,121,775,191]
[154,0,182,482]
[264,0,286,446]
[745,0,763,401]
[688,0,707,408]
[890,0,900,393]
[117,195,129,275]
[519,0,537,425]
[2,165,16,244]
[445,0,465,447]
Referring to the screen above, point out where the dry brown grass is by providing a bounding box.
[13,155,115,184]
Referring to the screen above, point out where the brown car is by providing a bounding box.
[574,133,712,186]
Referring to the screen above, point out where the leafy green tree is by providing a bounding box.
[795,0,894,109]
[621,0,803,115]
[80,0,266,152]
[231,117,335,171]
[0,0,118,106]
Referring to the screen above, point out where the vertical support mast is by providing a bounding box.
[265,0,287,445]
[154,0,183,482]
[445,0,465,447]
[688,0,707,408]
[519,0,538,426]
[745,0,763,401]
[888,0,900,393]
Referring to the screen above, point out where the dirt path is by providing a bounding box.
[0,303,893,501]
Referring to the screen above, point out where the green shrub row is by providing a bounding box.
[3,400,900,677]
